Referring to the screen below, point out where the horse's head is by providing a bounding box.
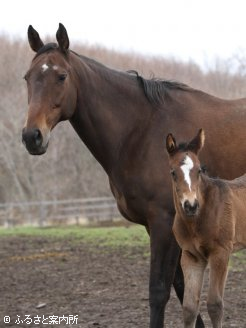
[22,23,77,155]
[166,129,205,217]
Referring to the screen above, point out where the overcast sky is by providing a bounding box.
[0,0,245,69]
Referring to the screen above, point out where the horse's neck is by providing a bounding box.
[69,54,152,173]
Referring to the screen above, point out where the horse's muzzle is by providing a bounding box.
[183,199,199,217]
[22,128,47,155]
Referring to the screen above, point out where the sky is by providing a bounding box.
[0,0,246,69]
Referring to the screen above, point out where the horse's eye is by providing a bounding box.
[58,73,67,82]
[198,167,205,177]
[170,169,177,181]
[23,74,28,81]
[199,165,207,174]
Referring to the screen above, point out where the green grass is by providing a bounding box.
[0,224,149,248]
[230,250,246,269]
[0,225,244,266]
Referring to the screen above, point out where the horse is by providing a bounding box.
[166,129,246,328]
[22,23,246,328]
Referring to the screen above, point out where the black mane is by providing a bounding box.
[34,43,58,58]
[177,142,190,152]
[70,54,191,107]
[128,70,191,106]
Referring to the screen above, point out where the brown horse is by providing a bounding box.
[166,129,246,328]
[22,23,246,328]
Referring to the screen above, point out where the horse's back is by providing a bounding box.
[226,174,246,251]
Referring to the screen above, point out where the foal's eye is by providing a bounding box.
[198,167,204,177]
[58,73,67,82]
[199,166,207,175]
[201,165,207,174]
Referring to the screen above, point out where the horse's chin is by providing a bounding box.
[184,210,200,218]
[25,144,48,156]
[29,149,47,156]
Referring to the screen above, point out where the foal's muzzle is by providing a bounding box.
[22,128,47,155]
[183,199,199,217]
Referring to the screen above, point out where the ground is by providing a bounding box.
[0,226,245,328]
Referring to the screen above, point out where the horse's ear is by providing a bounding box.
[188,129,205,154]
[28,25,44,52]
[56,23,69,52]
[166,133,177,154]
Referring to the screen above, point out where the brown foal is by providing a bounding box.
[166,129,246,328]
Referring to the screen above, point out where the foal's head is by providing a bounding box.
[166,129,205,217]
[22,23,77,155]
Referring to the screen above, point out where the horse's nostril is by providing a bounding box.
[184,200,190,209]
[184,200,199,215]
[34,129,42,147]
[22,128,43,150]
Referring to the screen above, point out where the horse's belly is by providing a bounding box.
[109,179,146,225]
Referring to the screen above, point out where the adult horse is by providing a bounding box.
[22,23,246,328]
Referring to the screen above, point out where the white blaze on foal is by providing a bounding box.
[181,155,194,191]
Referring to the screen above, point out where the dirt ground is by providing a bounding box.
[0,235,245,328]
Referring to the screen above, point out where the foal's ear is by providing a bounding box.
[166,133,177,154]
[188,129,205,154]
[56,23,69,52]
[28,25,44,52]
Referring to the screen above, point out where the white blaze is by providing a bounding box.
[181,155,194,191]
[42,64,49,72]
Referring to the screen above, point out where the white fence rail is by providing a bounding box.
[0,197,123,227]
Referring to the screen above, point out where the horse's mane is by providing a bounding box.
[128,71,191,106]
[71,52,191,106]
[34,43,58,59]
[177,142,190,151]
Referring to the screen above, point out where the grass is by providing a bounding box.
[0,225,244,266]
[230,249,246,270]
[0,224,149,248]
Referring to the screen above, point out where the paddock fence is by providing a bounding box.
[0,197,124,227]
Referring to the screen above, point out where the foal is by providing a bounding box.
[166,129,246,328]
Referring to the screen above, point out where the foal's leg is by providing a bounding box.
[173,256,205,328]
[207,250,230,328]
[181,251,207,328]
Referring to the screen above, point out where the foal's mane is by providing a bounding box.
[34,43,191,106]
[169,142,191,156]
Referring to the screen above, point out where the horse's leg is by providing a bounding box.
[148,216,181,328]
[207,250,230,328]
[173,256,205,328]
[181,251,206,328]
